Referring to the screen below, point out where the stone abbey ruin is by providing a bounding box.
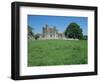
[39,24,66,40]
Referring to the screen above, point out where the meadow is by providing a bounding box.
[28,40,87,66]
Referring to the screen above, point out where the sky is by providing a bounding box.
[28,15,88,35]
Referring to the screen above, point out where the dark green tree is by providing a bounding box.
[65,22,83,39]
[34,34,39,40]
[83,35,88,40]
[28,26,34,39]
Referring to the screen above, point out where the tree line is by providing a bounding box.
[28,22,87,40]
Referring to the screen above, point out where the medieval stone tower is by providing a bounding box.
[42,24,65,39]
[42,24,59,39]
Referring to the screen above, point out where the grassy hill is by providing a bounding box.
[28,40,87,66]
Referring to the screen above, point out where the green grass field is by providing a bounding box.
[28,40,87,66]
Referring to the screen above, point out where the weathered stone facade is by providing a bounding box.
[39,24,65,39]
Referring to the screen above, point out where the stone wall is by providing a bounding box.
[42,24,64,39]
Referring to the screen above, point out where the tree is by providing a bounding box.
[28,26,34,39]
[65,22,83,39]
[83,35,88,40]
[34,34,39,40]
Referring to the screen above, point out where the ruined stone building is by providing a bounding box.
[40,24,65,39]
